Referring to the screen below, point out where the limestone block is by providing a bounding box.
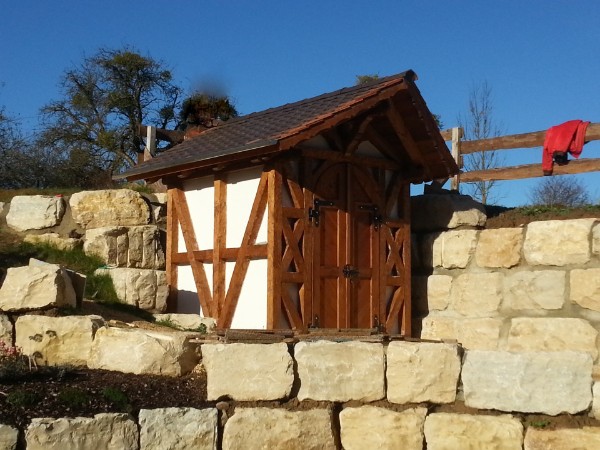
[0,264,76,311]
[448,272,503,317]
[139,407,218,450]
[146,192,167,223]
[411,194,486,232]
[506,318,598,360]
[413,275,451,314]
[202,343,293,401]
[462,350,592,415]
[24,233,81,251]
[70,189,150,229]
[421,316,502,350]
[524,427,600,450]
[524,219,595,266]
[340,406,427,450]
[594,223,600,255]
[476,228,523,268]
[89,327,198,376]
[431,230,479,269]
[419,232,442,268]
[593,382,600,419]
[571,268,600,312]
[16,315,105,367]
[223,407,335,450]
[0,315,13,346]
[295,340,385,402]
[154,313,216,332]
[424,413,523,450]
[84,225,165,270]
[0,424,17,450]
[504,270,565,310]
[387,341,461,404]
[25,413,138,450]
[0,202,5,216]
[95,268,167,312]
[6,195,65,231]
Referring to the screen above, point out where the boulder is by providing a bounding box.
[6,195,65,231]
[295,340,385,402]
[202,343,294,401]
[89,327,199,376]
[25,413,138,450]
[0,424,18,450]
[420,316,502,350]
[95,268,167,312]
[411,194,486,232]
[222,408,335,450]
[139,408,218,450]
[70,189,150,229]
[524,427,600,450]
[571,268,600,312]
[16,315,105,367]
[503,270,565,310]
[0,315,13,346]
[24,233,81,251]
[475,228,523,268]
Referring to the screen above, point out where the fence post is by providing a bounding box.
[450,127,463,191]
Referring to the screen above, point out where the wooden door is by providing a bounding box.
[311,163,381,329]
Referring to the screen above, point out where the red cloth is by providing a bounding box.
[542,120,589,175]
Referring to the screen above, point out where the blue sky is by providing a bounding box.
[1,1,599,206]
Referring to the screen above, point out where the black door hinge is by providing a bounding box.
[308,199,334,226]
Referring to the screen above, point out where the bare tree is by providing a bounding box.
[529,176,590,207]
[458,81,504,204]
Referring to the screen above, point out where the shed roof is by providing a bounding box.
[123,70,457,181]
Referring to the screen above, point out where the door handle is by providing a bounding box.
[342,264,359,279]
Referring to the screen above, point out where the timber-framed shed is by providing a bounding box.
[124,71,458,335]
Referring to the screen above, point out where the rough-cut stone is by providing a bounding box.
[462,350,592,415]
[24,233,81,251]
[420,316,502,350]
[295,341,385,402]
[202,343,293,401]
[427,275,452,311]
[84,225,165,269]
[0,263,76,311]
[424,413,523,450]
[449,272,503,317]
[95,268,167,312]
[0,202,5,216]
[139,407,217,450]
[594,223,600,256]
[6,195,65,231]
[571,268,600,312]
[16,315,105,367]
[593,382,600,420]
[476,228,523,268]
[0,315,13,346]
[25,413,138,450]
[524,427,600,450]
[89,327,198,376]
[340,406,426,450]
[387,341,461,404]
[154,313,215,332]
[524,219,595,266]
[0,424,18,450]
[428,230,479,269]
[223,408,335,450]
[506,318,598,360]
[411,194,486,231]
[504,270,565,310]
[70,189,150,229]
[146,193,167,223]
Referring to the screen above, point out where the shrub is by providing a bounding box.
[6,390,41,407]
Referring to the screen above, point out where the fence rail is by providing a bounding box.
[440,123,600,189]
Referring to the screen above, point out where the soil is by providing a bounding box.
[484,204,600,228]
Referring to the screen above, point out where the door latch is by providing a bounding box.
[342,264,359,279]
[308,199,334,226]
[359,204,383,230]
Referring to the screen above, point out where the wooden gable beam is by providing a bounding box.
[213,174,227,317]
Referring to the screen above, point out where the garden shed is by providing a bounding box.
[124,71,458,334]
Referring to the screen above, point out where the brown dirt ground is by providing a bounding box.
[484,204,600,228]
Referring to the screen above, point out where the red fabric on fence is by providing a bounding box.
[542,120,590,175]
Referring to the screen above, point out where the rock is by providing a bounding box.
[411,194,486,232]
[202,343,293,401]
[0,263,76,311]
[6,195,65,231]
[340,406,426,450]
[295,340,385,402]
[571,268,600,312]
[475,228,523,268]
[0,424,17,450]
[89,327,199,376]
[422,230,478,269]
[222,407,335,450]
[387,341,461,404]
[70,189,150,229]
[448,272,503,317]
[524,219,595,266]
[145,193,167,223]
[25,413,138,450]
[154,313,215,332]
[506,318,598,360]
[593,382,600,420]
[139,407,218,450]
[24,233,81,251]
[594,223,600,255]
[0,315,13,346]
[503,270,565,310]
[84,225,165,270]
[424,413,523,450]
[524,427,600,450]
[16,315,105,367]
[426,275,452,311]
[462,350,592,415]
[0,202,5,216]
[95,268,167,312]
[420,316,502,350]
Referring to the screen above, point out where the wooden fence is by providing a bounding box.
[440,123,600,191]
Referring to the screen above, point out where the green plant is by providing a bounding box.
[6,390,41,407]
[529,419,551,429]
[86,273,120,302]
[58,388,90,407]
[102,387,131,411]
[0,341,30,381]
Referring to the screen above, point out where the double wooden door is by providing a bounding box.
[310,163,382,329]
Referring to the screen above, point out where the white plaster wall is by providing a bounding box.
[226,167,267,247]
[229,259,268,329]
[180,176,215,251]
[356,140,386,158]
[176,264,213,315]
